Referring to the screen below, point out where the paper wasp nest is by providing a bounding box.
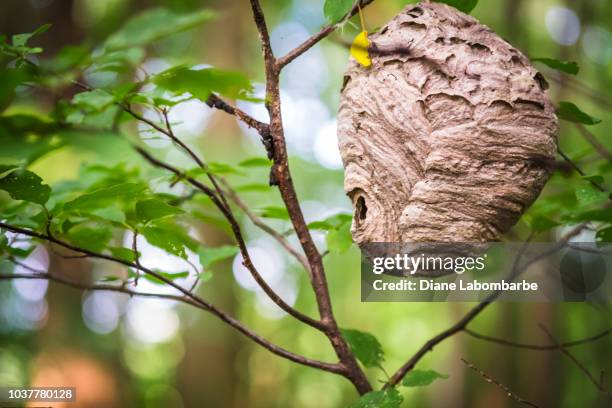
[338,1,558,244]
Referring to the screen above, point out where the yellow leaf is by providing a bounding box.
[350,30,371,67]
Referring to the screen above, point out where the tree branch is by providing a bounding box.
[217,177,311,273]
[277,0,377,68]
[461,358,540,407]
[464,327,612,350]
[206,94,269,134]
[0,226,341,375]
[249,0,372,394]
[385,225,587,388]
[134,146,324,330]
[539,324,612,400]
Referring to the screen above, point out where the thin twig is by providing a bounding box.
[134,146,324,330]
[276,0,377,68]
[464,327,612,350]
[539,324,612,400]
[461,358,540,407]
[218,177,310,273]
[0,227,340,374]
[557,148,606,192]
[385,226,586,388]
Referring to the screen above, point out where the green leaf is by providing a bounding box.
[323,0,354,23]
[197,245,238,269]
[11,24,51,47]
[105,8,216,50]
[309,212,353,230]
[136,198,184,223]
[63,183,146,212]
[575,182,608,207]
[0,67,33,110]
[401,369,449,387]
[340,329,384,368]
[153,66,253,100]
[144,270,190,285]
[67,224,113,252]
[349,389,403,408]
[570,208,612,223]
[257,206,290,220]
[238,157,271,167]
[556,102,601,125]
[90,205,126,224]
[0,165,50,205]
[109,246,137,263]
[234,183,270,193]
[528,215,559,232]
[140,222,197,259]
[327,221,353,254]
[532,58,579,75]
[207,162,245,175]
[72,90,115,112]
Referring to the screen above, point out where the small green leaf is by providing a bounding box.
[153,66,253,101]
[207,162,245,175]
[238,157,271,167]
[528,215,559,232]
[323,0,353,23]
[349,389,403,408]
[67,224,113,252]
[136,198,184,223]
[109,246,137,263]
[340,328,384,368]
[144,270,190,285]
[72,89,115,112]
[11,24,51,47]
[90,206,126,224]
[234,183,270,193]
[401,369,449,387]
[257,205,290,220]
[0,165,50,205]
[309,212,353,231]
[556,102,601,125]
[197,245,238,269]
[327,221,353,254]
[64,183,146,212]
[140,222,197,259]
[105,8,216,50]
[570,208,612,223]
[575,182,608,207]
[436,0,479,13]
[532,58,579,75]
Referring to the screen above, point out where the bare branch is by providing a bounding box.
[385,226,587,388]
[464,327,612,350]
[134,146,324,330]
[0,273,342,375]
[277,0,377,68]
[461,358,540,407]
[218,177,311,273]
[206,94,269,134]
[557,147,606,192]
[539,324,612,400]
[249,0,372,393]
